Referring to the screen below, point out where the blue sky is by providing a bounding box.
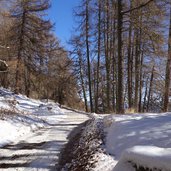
[48,0,81,47]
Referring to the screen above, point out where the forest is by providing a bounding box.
[0,0,171,114]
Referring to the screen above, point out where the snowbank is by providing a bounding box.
[0,88,64,147]
[114,146,171,171]
[0,114,45,147]
[102,113,171,170]
[106,113,171,158]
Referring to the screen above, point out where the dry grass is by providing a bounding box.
[0,108,18,119]
[125,108,136,114]
[0,98,20,119]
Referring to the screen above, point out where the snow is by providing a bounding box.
[0,88,50,147]
[105,113,171,157]
[103,112,171,170]
[0,88,89,170]
[0,88,71,147]
[2,86,171,171]
[92,151,117,171]
[113,146,171,171]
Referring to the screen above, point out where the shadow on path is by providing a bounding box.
[0,139,65,170]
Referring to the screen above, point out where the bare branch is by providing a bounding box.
[122,0,154,15]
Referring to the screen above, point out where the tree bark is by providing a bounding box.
[105,0,111,112]
[138,50,144,112]
[95,0,101,113]
[147,65,155,112]
[86,0,93,112]
[15,10,26,94]
[163,8,171,112]
[116,0,124,114]
[127,0,133,109]
[143,76,149,112]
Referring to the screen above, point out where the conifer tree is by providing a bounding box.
[10,0,52,95]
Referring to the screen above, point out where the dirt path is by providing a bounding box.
[0,109,89,171]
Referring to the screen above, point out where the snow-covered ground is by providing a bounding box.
[0,88,63,147]
[93,113,171,171]
[1,87,171,171]
[114,146,171,171]
[0,88,89,170]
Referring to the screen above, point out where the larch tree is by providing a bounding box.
[69,35,89,112]
[72,0,94,112]
[10,0,52,96]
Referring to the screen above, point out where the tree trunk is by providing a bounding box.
[138,50,144,112]
[163,8,171,112]
[95,0,101,113]
[112,14,116,112]
[105,0,111,112]
[24,64,30,97]
[116,0,124,114]
[143,76,149,112]
[86,0,93,112]
[147,65,155,112]
[127,2,133,109]
[15,10,26,94]
[134,29,141,112]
